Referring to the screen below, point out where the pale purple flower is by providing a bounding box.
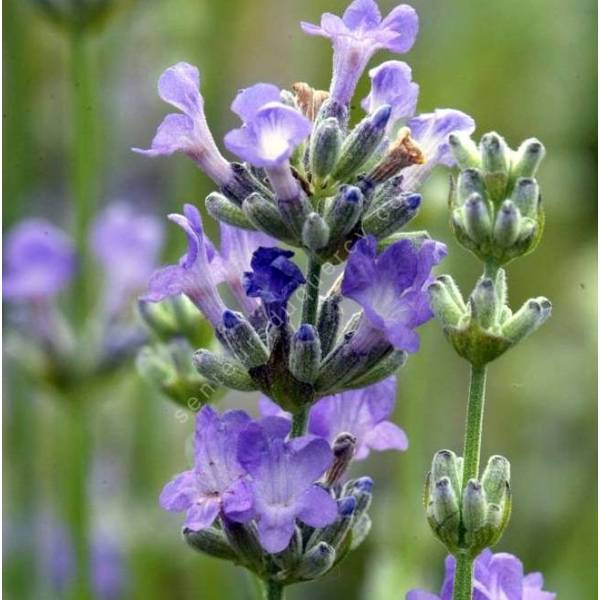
[133,62,233,185]
[91,203,163,317]
[402,109,476,191]
[37,513,75,595]
[143,204,227,326]
[224,84,311,170]
[91,534,126,600]
[341,235,446,353]
[301,0,419,105]
[237,417,337,553]
[361,60,419,129]
[160,406,254,531]
[406,549,556,600]
[259,377,407,460]
[3,219,76,301]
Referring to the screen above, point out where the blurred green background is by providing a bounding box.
[3,0,597,598]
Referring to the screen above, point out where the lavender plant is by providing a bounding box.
[133,1,554,598]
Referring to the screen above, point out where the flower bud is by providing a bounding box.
[277,193,313,240]
[183,527,237,562]
[350,514,372,551]
[315,98,349,128]
[222,162,273,205]
[501,297,551,345]
[462,479,486,534]
[289,324,321,384]
[316,295,341,357]
[192,349,256,391]
[347,476,374,518]
[456,168,487,205]
[369,173,403,211]
[296,542,336,580]
[206,192,255,230]
[308,497,356,552]
[326,185,364,244]
[481,455,511,505]
[243,193,295,244]
[428,279,466,328]
[136,345,175,387]
[480,132,510,175]
[345,349,407,388]
[221,520,265,573]
[463,193,492,244]
[331,104,391,180]
[511,178,539,218]
[470,278,499,330]
[362,193,421,239]
[431,450,462,498]
[220,310,269,369]
[493,200,521,248]
[511,138,545,179]
[429,477,460,549]
[449,132,481,169]
[302,212,330,251]
[310,117,343,183]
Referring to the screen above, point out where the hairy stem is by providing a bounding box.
[262,579,285,600]
[291,405,310,438]
[301,258,321,326]
[453,364,488,600]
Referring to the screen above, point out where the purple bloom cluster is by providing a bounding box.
[407,550,555,600]
[160,405,337,553]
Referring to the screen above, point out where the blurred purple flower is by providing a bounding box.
[38,513,75,595]
[91,203,163,317]
[3,219,76,301]
[143,204,227,326]
[237,417,337,553]
[341,235,446,353]
[133,62,233,185]
[260,377,407,460]
[224,83,311,169]
[243,247,305,324]
[301,0,419,105]
[160,406,254,530]
[406,549,556,600]
[91,534,126,600]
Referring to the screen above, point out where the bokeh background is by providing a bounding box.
[3,0,597,598]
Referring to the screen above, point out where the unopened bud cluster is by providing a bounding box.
[184,475,374,585]
[425,450,511,557]
[449,132,545,267]
[428,269,552,366]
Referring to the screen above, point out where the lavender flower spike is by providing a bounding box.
[407,549,556,600]
[142,204,227,327]
[237,417,337,553]
[3,219,77,301]
[133,62,233,185]
[402,109,475,192]
[361,60,419,130]
[341,235,446,353]
[301,0,419,106]
[91,203,164,317]
[224,83,311,200]
[243,246,306,325]
[160,406,254,531]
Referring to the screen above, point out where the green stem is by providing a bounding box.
[301,259,321,326]
[453,364,488,600]
[291,405,310,438]
[69,28,97,327]
[261,580,285,600]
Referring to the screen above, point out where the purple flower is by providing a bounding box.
[133,62,233,185]
[91,534,126,600]
[143,204,227,326]
[341,235,446,353]
[407,549,556,600]
[91,203,163,317]
[402,109,476,192]
[37,512,75,595]
[237,417,337,553]
[3,219,76,301]
[301,0,419,106]
[224,84,311,170]
[259,377,407,460]
[243,247,306,324]
[160,406,254,531]
[361,60,419,129]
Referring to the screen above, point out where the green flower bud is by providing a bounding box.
[431,450,462,498]
[316,295,341,357]
[501,297,552,345]
[192,349,257,391]
[206,192,255,230]
[429,279,466,327]
[344,349,407,389]
[183,527,237,562]
[493,200,521,248]
[310,117,343,183]
[363,192,421,239]
[482,455,511,505]
[449,132,481,169]
[511,138,545,179]
[220,311,269,369]
[470,278,499,330]
[243,193,296,244]
[221,520,265,574]
[296,542,336,580]
[277,194,312,240]
[463,193,493,244]
[511,178,540,218]
[289,325,321,384]
[462,479,487,534]
[349,513,372,551]
[302,212,330,251]
[325,185,364,244]
[480,132,510,175]
[457,168,487,205]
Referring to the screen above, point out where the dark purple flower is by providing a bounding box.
[243,247,306,324]
[160,406,254,530]
[91,534,126,600]
[259,377,407,460]
[3,219,76,301]
[142,204,227,326]
[361,60,419,130]
[406,549,556,600]
[133,62,233,185]
[341,235,446,353]
[224,83,311,169]
[237,417,337,553]
[301,0,419,105]
[91,203,164,317]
